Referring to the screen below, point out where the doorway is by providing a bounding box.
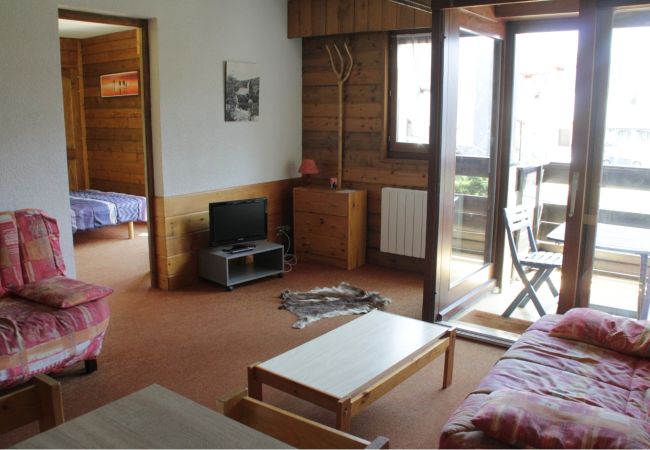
[428,11,503,329]
[58,10,157,287]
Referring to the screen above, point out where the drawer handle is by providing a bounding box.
[320,218,324,225]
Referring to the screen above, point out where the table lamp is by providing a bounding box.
[298,159,319,186]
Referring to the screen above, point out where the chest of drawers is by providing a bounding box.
[293,187,366,270]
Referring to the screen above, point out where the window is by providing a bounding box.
[389,32,431,158]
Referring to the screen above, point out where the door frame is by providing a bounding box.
[423,8,505,322]
[58,9,158,288]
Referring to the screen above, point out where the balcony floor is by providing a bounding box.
[448,267,643,339]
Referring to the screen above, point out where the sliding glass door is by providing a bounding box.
[586,7,650,319]
[435,12,502,319]
[559,3,650,319]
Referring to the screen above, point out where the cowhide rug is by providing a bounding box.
[279,282,391,329]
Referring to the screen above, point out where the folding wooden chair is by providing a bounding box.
[503,206,562,317]
[0,374,65,434]
[217,388,389,449]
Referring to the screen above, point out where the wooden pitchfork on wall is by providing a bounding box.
[325,41,353,189]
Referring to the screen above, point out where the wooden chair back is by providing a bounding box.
[217,388,389,449]
[0,374,65,434]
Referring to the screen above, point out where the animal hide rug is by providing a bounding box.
[279,282,391,329]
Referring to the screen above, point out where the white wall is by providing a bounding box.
[0,1,76,274]
[0,0,302,275]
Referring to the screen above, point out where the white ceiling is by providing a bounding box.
[58,19,136,39]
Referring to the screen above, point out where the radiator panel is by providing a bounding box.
[380,187,427,258]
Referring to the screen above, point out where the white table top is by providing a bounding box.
[548,223,650,256]
[14,384,291,449]
[258,310,449,399]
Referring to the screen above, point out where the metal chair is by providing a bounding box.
[503,206,562,317]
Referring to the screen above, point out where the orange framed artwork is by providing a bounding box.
[100,71,139,98]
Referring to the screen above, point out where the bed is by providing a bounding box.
[70,190,147,239]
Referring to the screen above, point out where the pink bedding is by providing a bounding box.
[440,314,650,448]
[0,296,109,389]
[0,208,111,390]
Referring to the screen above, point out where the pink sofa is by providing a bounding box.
[440,312,650,448]
[0,209,111,390]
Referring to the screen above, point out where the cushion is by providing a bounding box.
[11,276,113,309]
[550,308,650,357]
[471,389,650,449]
[15,209,66,283]
[0,210,24,295]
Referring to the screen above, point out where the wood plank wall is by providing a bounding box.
[300,4,503,272]
[288,0,502,38]
[81,29,146,196]
[60,38,88,191]
[289,0,432,37]
[154,179,298,290]
[303,33,428,271]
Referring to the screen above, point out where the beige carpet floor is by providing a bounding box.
[2,223,505,448]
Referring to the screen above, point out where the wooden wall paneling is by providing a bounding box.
[414,9,432,27]
[60,37,89,191]
[82,29,145,195]
[381,0,399,30]
[288,0,301,38]
[457,7,505,38]
[397,3,416,29]
[354,0,369,32]
[287,1,505,38]
[300,0,313,37]
[302,32,428,271]
[154,179,297,289]
[338,0,355,33]
[312,0,328,36]
[326,0,340,35]
[367,0,384,31]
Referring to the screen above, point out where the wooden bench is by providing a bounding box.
[217,388,389,449]
[0,374,64,434]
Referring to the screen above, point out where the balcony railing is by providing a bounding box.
[452,156,650,279]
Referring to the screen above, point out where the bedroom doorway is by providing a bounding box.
[57,10,157,287]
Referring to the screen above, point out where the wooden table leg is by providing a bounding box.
[247,364,263,401]
[443,328,456,389]
[336,398,352,432]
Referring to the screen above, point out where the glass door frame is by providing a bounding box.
[423,7,505,322]
[423,0,647,324]
[559,0,650,313]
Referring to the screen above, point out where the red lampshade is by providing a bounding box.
[298,159,319,175]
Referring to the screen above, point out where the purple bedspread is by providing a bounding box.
[70,190,147,233]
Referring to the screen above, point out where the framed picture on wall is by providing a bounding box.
[225,61,260,122]
[100,71,140,98]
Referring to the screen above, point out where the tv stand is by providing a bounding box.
[199,240,283,290]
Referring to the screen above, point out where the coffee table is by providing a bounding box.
[248,310,456,431]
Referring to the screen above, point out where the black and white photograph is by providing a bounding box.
[225,61,260,122]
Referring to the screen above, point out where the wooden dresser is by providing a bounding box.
[293,187,367,270]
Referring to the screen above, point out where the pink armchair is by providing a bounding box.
[0,209,111,390]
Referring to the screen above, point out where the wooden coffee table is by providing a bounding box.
[248,310,456,431]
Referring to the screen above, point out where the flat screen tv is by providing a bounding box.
[209,197,267,247]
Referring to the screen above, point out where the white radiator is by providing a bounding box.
[380,187,427,258]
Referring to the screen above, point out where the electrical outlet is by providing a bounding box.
[276,224,290,235]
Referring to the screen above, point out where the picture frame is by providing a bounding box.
[225,61,260,122]
[100,71,140,98]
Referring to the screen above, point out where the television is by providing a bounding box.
[209,197,268,247]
